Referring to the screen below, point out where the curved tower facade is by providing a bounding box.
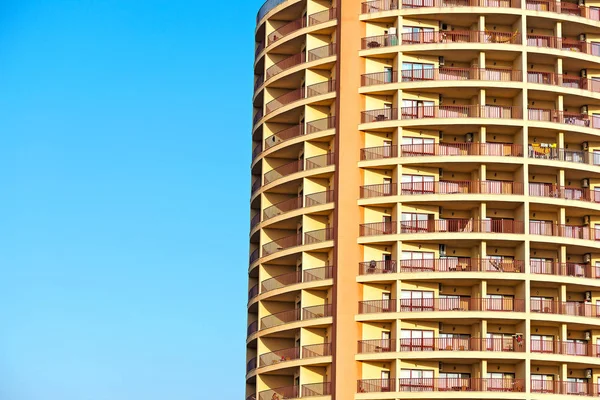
[247,0,600,399]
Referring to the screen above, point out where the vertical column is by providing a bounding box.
[331,1,363,399]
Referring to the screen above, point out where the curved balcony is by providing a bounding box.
[262,227,334,257]
[358,338,397,353]
[253,108,264,126]
[252,143,263,160]
[398,337,525,352]
[361,105,522,124]
[248,320,259,336]
[400,180,525,196]
[530,222,600,242]
[528,145,600,166]
[394,219,525,235]
[248,284,259,301]
[256,0,286,23]
[361,0,519,13]
[263,116,336,153]
[258,343,332,369]
[246,357,257,374]
[258,382,331,400]
[357,378,396,393]
[263,160,303,185]
[527,34,600,56]
[265,43,337,81]
[357,378,525,393]
[529,183,600,204]
[360,221,397,236]
[250,248,259,264]
[361,67,522,87]
[360,183,398,198]
[526,0,600,22]
[260,304,333,330]
[528,71,600,94]
[265,80,336,115]
[263,197,303,220]
[267,8,336,46]
[360,142,523,161]
[358,258,525,275]
[260,266,333,293]
[530,299,600,317]
[531,260,600,279]
[358,297,526,313]
[531,339,600,357]
[531,380,600,396]
[251,213,261,230]
[528,108,597,128]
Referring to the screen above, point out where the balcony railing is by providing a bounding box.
[531,299,600,317]
[259,346,300,367]
[358,338,397,353]
[307,8,337,26]
[249,248,259,264]
[401,30,522,45]
[527,34,600,56]
[262,228,333,256]
[250,212,260,229]
[360,145,399,160]
[360,142,523,160]
[263,197,303,220]
[399,337,525,352]
[255,41,265,58]
[251,178,261,194]
[267,8,336,45]
[359,299,397,313]
[531,380,600,396]
[531,260,600,278]
[398,67,522,83]
[528,71,600,93]
[260,304,332,330]
[265,80,336,114]
[306,115,336,134]
[361,105,522,123]
[302,342,332,358]
[529,146,600,165]
[247,320,258,336]
[263,116,335,152]
[265,43,336,81]
[260,266,333,293]
[400,180,524,195]
[398,297,525,312]
[362,0,519,13]
[305,152,335,170]
[253,108,263,126]
[252,142,263,160]
[263,160,303,185]
[357,378,396,393]
[531,339,600,357]
[360,221,397,236]
[256,382,332,400]
[529,183,600,203]
[360,183,398,198]
[361,34,399,49]
[307,43,337,62]
[528,108,593,128]
[301,382,331,397]
[248,284,259,301]
[391,258,525,273]
[399,219,525,234]
[529,222,600,241]
[305,190,335,207]
[246,357,257,373]
[526,0,600,21]
[303,303,333,319]
[397,378,525,392]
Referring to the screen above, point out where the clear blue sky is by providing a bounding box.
[0,1,262,399]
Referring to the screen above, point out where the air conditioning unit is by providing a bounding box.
[583,141,589,150]
[439,131,444,139]
[586,369,593,378]
[584,215,591,225]
[581,105,589,114]
[388,27,397,35]
[580,33,587,42]
[441,23,451,31]
[439,362,444,370]
[439,56,445,66]
[581,69,588,78]
[465,133,474,142]
[439,168,444,178]
[439,244,447,256]
[585,291,592,302]
[439,94,444,104]
[584,253,592,263]
[582,178,590,188]
[586,331,592,340]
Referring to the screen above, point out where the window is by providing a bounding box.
[401,62,434,81]
[487,294,514,311]
[530,257,554,274]
[566,378,589,395]
[531,374,555,393]
[401,213,430,233]
[531,296,554,313]
[439,373,471,391]
[400,290,434,311]
[401,174,435,194]
[565,339,588,356]
[401,136,435,155]
[399,369,434,392]
[402,26,434,44]
[439,294,466,311]
[487,333,515,351]
[487,255,516,272]
[529,220,553,235]
[401,251,435,272]
[400,329,434,351]
[530,335,554,353]
[486,372,516,391]
[402,100,435,119]
[438,333,470,351]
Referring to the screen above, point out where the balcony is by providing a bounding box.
[528,145,600,165]
[260,303,333,330]
[531,380,600,396]
[262,228,334,256]
[361,67,522,86]
[258,382,331,400]
[399,219,525,234]
[531,339,600,357]
[360,183,398,198]
[527,35,600,56]
[251,213,260,229]
[399,337,525,352]
[360,142,523,160]
[250,248,259,264]
[306,153,335,170]
[361,0,519,13]
[265,80,336,114]
[260,266,333,293]
[259,346,300,367]
[400,180,524,196]
[361,105,522,123]
[248,284,259,301]
[528,71,600,93]
[247,320,259,336]
[529,222,600,241]
[357,378,396,393]
[253,108,264,126]
[526,0,600,22]
[403,30,522,45]
[360,221,397,236]
[531,260,600,278]
[267,8,336,46]
[529,183,600,203]
[263,190,334,221]
[358,378,525,393]
[361,34,399,49]
[358,297,526,314]
[251,178,261,194]
[302,342,332,358]
[264,116,336,151]
[264,160,303,185]
[358,338,396,353]
[357,258,524,275]
[265,43,336,80]
[528,108,595,128]
[246,357,257,373]
[531,299,600,317]
[252,142,263,160]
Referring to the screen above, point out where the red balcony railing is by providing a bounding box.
[399,219,525,234]
[357,378,396,393]
[527,35,600,56]
[397,258,525,273]
[304,227,334,245]
[264,124,304,149]
[398,297,525,312]
[302,342,332,358]
[359,299,397,313]
[246,357,257,373]
[361,0,399,13]
[531,299,600,317]
[265,80,336,114]
[259,385,299,400]
[362,0,519,12]
[308,8,337,26]
[400,180,524,195]
[263,160,303,185]
[260,308,301,329]
[306,115,336,134]
[260,266,332,293]
[358,338,396,353]
[528,108,592,127]
[259,346,300,367]
[359,260,398,274]
[247,320,259,336]
[262,233,302,256]
[529,222,600,241]
[305,152,335,169]
[249,248,259,264]
[399,337,525,352]
[529,184,600,203]
[398,378,525,392]
[360,221,397,236]
[399,67,522,83]
[305,190,335,207]
[361,70,399,86]
[263,197,303,220]
[531,380,600,396]
[301,382,331,397]
[362,105,523,123]
[360,145,399,160]
[361,107,398,123]
[526,0,600,22]
[266,53,306,80]
[362,34,399,49]
[400,143,524,158]
[531,339,600,357]
[528,146,600,165]
[303,303,333,319]
[303,265,333,282]
[268,17,306,45]
[307,42,337,62]
[360,183,398,198]
[530,260,600,278]
[400,30,522,45]
[528,71,600,93]
[248,284,259,301]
